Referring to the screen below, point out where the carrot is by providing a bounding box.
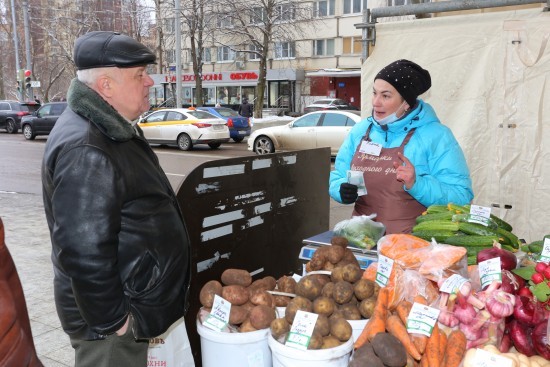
[411,295,428,354]
[425,323,440,367]
[386,314,421,360]
[439,330,447,364]
[419,354,429,367]
[442,330,467,367]
[396,300,412,325]
[354,286,389,349]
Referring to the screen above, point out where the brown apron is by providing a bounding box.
[350,125,426,234]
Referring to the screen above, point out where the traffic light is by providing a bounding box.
[24,70,32,90]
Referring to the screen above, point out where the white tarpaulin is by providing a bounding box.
[361,8,550,242]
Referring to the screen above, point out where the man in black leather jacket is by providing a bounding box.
[41,31,191,367]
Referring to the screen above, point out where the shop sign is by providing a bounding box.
[163,71,259,84]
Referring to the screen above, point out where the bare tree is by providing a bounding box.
[214,0,315,118]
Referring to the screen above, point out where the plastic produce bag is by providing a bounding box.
[333,214,386,250]
[147,317,195,367]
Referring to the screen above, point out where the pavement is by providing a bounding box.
[0,187,352,366]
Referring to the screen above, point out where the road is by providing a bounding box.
[0,133,352,227]
[0,134,256,195]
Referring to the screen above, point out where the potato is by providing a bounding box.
[341,263,362,283]
[339,303,361,320]
[239,318,258,333]
[329,309,346,321]
[329,317,352,342]
[249,289,274,307]
[309,246,330,270]
[308,331,323,350]
[284,296,312,324]
[321,335,342,349]
[295,275,322,301]
[337,249,360,268]
[326,245,345,264]
[330,236,349,248]
[313,314,330,337]
[321,282,335,298]
[262,276,277,291]
[330,266,345,283]
[349,343,384,367]
[332,280,354,304]
[270,317,290,339]
[221,285,249,305]
[313,296,336,317]
[372,282,381,298]
[309,274,331,288]
[323,261,335,271]
[229,305,249,325]
[371,332,407,367]
[247,277,272,292]
[274,295,291,307]
[199,280,223,308]
[354,278,375,300]
[358,297,377,319]
[249,305,276,330]
[221,268,252,287]
[276,275,297,294]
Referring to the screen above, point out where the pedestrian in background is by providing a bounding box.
[41,31,192,367]
[238,97,254,118]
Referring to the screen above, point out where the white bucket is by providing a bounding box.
[196,320,272,367]
[348,319,368,343]
[268,334,353,367]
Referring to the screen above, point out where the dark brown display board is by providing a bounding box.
[176,148,331,366]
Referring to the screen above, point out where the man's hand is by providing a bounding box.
[393,152,416,190]
[340,183,358,204]
[115,316,130,336]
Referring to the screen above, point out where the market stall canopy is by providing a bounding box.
[360,8,550,242]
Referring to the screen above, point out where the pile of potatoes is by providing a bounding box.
[199,268,279,332]
[270,236,380,350]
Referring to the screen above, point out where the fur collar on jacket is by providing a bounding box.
[67,78,135,141]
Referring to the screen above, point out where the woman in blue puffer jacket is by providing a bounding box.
[329,59,473,234]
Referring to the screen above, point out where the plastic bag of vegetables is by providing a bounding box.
[333,214,385,250]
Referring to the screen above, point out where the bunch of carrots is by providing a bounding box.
[355,287,467,367]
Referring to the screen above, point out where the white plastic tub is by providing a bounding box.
[196,319,272,367]
[348,319,368,343]
[268,334,353,367]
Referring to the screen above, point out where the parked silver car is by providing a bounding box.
[248,110,362,156]
[303,98,359,114]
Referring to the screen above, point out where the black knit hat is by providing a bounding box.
[374,59,431,107]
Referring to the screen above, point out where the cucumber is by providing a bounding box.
[425,205,449,214]
[411,230,456,243]
[412,220,460,233]
[496,227,520,249]
[457,222,499,237]
[463,204,513,231]
[444,235,500,247]
[448,203,469,214]
[528,240,544,254]
[415,211,454,224]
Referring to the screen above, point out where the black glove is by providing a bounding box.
[339,183,358,204]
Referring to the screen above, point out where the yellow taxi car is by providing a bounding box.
[137,108,230,151]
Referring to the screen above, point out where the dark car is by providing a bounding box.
[303,98,359,114]
[196,106,251,143]
[21,102,68,140]
[0,100,41,133]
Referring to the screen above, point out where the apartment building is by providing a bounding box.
[152,0,406,113]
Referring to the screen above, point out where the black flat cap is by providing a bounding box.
[74,31,156,70]
[375,59,431,107]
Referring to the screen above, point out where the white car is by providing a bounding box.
[303,98,359,114]
[247,110,362,156]
[138,108,230,151]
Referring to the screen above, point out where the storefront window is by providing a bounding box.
[216,86,240,105]
[192,87,215,105]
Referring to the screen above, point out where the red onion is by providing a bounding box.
[514,295,546,327]
[500,270,521,294]
[532,320,550,359]
[508,319,536,356]
[477,243,517,271]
